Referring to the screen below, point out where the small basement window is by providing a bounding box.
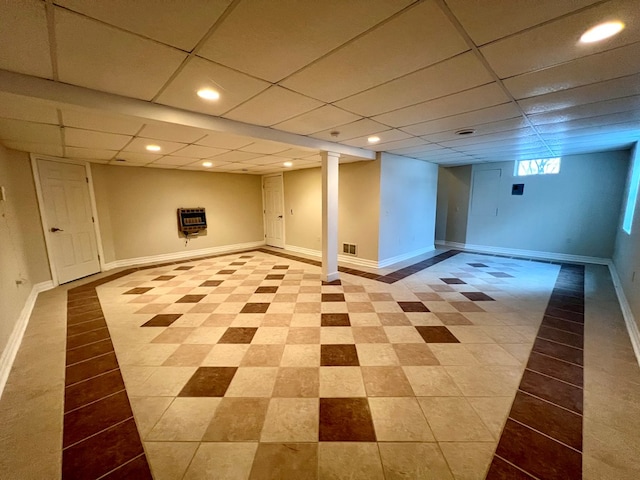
[515,158,561,176]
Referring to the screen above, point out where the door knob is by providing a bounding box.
[50,227,64,232]
[277,215,283,219]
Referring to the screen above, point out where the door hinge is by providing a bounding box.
[92,216,95,223]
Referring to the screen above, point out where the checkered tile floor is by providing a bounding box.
[96,250,560,478]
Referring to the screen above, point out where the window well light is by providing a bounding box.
[145,144,161,152]
[197,88,220,101]
[283,161,293,167]
[580,21,624,43]
[202,161,213,167]
[368,136,380,144]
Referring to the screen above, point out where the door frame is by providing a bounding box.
[262,173,286,249]
[30,154,106,286]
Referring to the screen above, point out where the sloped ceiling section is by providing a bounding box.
[0,0,637,173]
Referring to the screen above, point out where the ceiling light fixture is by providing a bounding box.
[283,161,293,167]
[580,21,624,43]
[368,136,381,144]
[197,88,220,101]
[145,144,161,152]
[202,161,213,167]
[455,129,476,136]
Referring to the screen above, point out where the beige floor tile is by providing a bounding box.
[383,326,425,343]
[429,344,480,366]
[260,398,319,442]
[445,326,495,343]
[129,396,173,438]
[240,344,284,366]
[393,343,440,365]
[203,397,270,441]
[583,416,640,479]
[202,313,236,326]
[183,327,226,344]
[145,441,199,480]
[439,442,496,480]
[351,326,389,343]
[499,343,532,363]
[361,366,414,397]
[286,327,321,344]
[117,343,181,366]
[146,397,221,441]
[464,344,520,366]
[273,367,319,397]
[183,442,258,480]
[202,344,250,366]
[290,313,321,327]
[320,327,355,344]
[319,366,366,397]
[225,367,278,397]
[249,443,318,480]
[418,397,494,441]
[249,326,287,344]
[280,344,321,366]
[318,442,384,480]
[467,396,513,440]
[349,313,382,326]
[402,366,462,396]
[356,344,400,366]
[369,397,434,441]
[163,344,214,366]
[128,366,197,397]
[445,365,522,396]
[378,442,453,480]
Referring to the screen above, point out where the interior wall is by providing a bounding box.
[91,164,264,262]
[435,165,471,244]
[613,143,640,332]
[465,151,629,258]
[378,153,438,262]
[283,168,322,253]
[0,147,50,357]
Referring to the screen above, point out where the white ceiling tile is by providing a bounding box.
[480,0,640,78]
[209,150,263,163]
[535,112,640,134]
[342,129,412,148]
[224,86,323,126]
[214,162,250,171]
[335,52,493,117]
[274,105,361,135]
[446,0,600,45]
[276,148,319,159]
[196,132,255,150]
[280,1,468,102]
[400,103,526,136]
[0,93,59,124]
[368,137,428,151]
[55,0,231,51]
[123,137,187,155]
[113,152,160,164]
[65,128,131,150]
[239,140,292,155]
[240,156,288,166]
[0,0,52,78]
[151,156,205,166]
[518,73,640,114]
[169,144,228,159]
[312,119,391,142]
[373,83,511,127]
[55,8,187,100]
[2,141,63,157]
[198,0,413,82]
[503,42,640,100]
[138,123,206,144]
[156,56,270,115]
[388,144,449,155]
[421,117,530,143]
[439,128,538,148]
[0,118,61,144]
[61,109,143,135]
[65,147,117,160]
[528,96,640,126]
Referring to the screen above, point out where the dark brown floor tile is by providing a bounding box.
[67,317,107,337]
[488,272,513,278]
[319,398,376,441]
[175,266,193,270]
[321,345,359,366]
[176,294,206,303]
[440,278,466,284]
[63,391,133,447]
[545,306,583,323]
[322,293,345,302]
[67,297,100,309]
[538,326,583,349]
[153,275,175,281]
[461,292,495,301]
[486,456,536,479]
[201,280,223,287]
[450,302,485,313]
[520,369,583,414]
[240,303,270,314]
[256,286,278,294]
[510,391,582,450]
[67,289,99,301]
[218,327,258,344]
[547,300,584,314]
[64,370,126,413]
[218,269,236,274]
[532,338,583,366]
[141,313,182,327]
[66,352,120,386]
[123,287,154,295]
[67,310,105,326]
[67,338,115,366]
[468,263,488,267]
[230,262,245,266]
[272,265,289,270]
[549,293,583,306]
[62,417,144,480]
[322,279,342,285]
[266,274,285,280]
[178,367,237,397]
[541,316,584,335]
[495,419,581,480]
[415,326,459,343]
[67,327,111,350]
[398,301,429,312]
[249,443,318,480]
[100,454,153,480]
[321,313,351,327]
[435,312,473,325]
[526,352,583,387]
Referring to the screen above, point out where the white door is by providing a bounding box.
[37,159,101,284]
[471,169,501,217]
[263,175,284,248]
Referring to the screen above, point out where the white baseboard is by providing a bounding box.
[435,240,610,265]
[608,262,640,367]
[284,244,379,269]
[103,241,266,270]
[0,280,55,399]
[378,245,436,268]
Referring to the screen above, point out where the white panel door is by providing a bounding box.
[263,175,284,248]
[38,159,100,284]
[471,168,502,216]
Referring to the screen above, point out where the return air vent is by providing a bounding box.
[342,243,357,256]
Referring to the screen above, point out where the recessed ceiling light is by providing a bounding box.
[202,161,213,167]
[368,136,381,144]
[145,144,161,152]
[455,129,476,136]
[580,21,624,43]
[197,88,220,101]
[283,161,293,167]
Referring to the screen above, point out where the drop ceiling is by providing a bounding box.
[0,0,637,173]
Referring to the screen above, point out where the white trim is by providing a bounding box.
[378,245,436,268]
[608,261,640,367]
[435,240,610,265]
[103,241,266,270]
[0,280,55,399]
[85,162,107,271]
[285,244,389,270]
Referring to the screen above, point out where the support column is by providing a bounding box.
[321,151,340,283]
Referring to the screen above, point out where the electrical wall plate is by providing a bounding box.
[512,184,525,195]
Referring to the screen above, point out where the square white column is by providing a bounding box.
[321,151,340,283]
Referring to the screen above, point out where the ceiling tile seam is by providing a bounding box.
[271,104,366,136]
[434,0,555,158]
[150,0,245,102]
[45,0,59,81]
[112,124,146,161]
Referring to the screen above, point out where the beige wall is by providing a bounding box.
[436,165,471,244]
[91,165,264,262]
[0,147,50,356]
[283,160,381,261]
